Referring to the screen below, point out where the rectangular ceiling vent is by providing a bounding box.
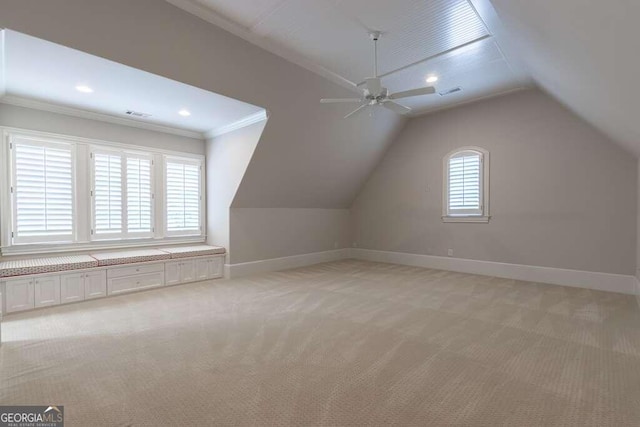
[125,110,152,118]
[439,87,463,96]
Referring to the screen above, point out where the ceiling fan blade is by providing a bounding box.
[382,100,412,115]
[389,86,436,100]
[320,98,362,104]
[344,104,368,119]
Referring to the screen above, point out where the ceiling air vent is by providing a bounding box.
[125,110,152,118]
[439,87,463,96]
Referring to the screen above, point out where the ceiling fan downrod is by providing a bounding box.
[370,31,381,78]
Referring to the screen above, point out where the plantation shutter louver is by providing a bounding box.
[93,152,123,235]
[448,151,482,216]
[12,138,74,242]
[126,156,153,235]
[166,158,201,234]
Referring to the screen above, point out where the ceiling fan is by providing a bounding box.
[320,31,436,118]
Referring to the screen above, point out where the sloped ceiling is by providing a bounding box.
[168,0,531,115]
[0,0,404,208]
[488,0,640,156]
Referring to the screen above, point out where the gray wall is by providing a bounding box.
[351,89,637,275]
[0,0,405,265]
[0,0,405,209]
[230,208,349,264]
[0,103,204,154]
[637,160,640,282]
[206,120,265,258]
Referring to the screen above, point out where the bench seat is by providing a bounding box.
[158,245,226,259]
[0,255,98,278]
[91,249,171,267]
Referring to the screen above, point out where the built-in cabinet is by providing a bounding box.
[85,271,108,299]
[196,257,223,280]
[1,255,224,314]
[107,263,164,296]
[34,276,61,308]
[5,277,34,313]
[165,259,197,286]
[60,271,107,303]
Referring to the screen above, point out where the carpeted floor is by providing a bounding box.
[1,259,640,426]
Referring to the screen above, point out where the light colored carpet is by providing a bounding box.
[1,259,640,426]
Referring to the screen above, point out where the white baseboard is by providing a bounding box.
[224,246,636,296]
[349,248,637,295]
[226,248,348,278]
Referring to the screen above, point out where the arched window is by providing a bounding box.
[443,147,490,223]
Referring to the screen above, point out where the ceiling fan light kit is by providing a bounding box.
[320,31,436,119]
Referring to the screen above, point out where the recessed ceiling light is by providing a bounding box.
[178,109,191,117]
[75,85,94,93]
[426,75,438,84]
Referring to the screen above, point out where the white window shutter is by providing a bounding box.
[93,152,123,235]
[12,139,74,242]
[448,151,482,216]
[126,156,153,234]
[165,158,201,234]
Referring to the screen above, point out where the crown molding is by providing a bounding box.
[205,109,268,139]
[0,95,205,139]
[165,0,360,94]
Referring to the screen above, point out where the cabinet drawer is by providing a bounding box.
[107,263,163,279]
[108,272,164,296]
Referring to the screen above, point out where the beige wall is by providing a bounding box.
[0,0,405,209]
[637,160,640,282]
[0,103,204,154]
[206,120,266,257]
[0,0,405,265]
[351,89,637,275]
[230,208,349,264]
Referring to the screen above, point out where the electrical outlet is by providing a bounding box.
[353,242,358,247]
[334,241,339,249]
[447,249,454,257]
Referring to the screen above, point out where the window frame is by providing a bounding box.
[9,133,77,244]
[163,155,204,237]
[442,146,490,223]
[1,127,205,255]
[90,146,156,241]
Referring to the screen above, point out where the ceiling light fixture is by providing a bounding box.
[178,109,191,117]
[75,85,94,93]
[426,75,439,84]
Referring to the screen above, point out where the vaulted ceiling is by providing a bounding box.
[168,0,531,116]
[488,0,640,156]
[0,0,637,212]
[169,0,640,157]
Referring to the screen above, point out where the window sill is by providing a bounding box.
[1,236,206,257]
[442,216,490,223]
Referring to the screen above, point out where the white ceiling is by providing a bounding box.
[168,0,532,115]
[488,0,640,156]
[0,30,264,137]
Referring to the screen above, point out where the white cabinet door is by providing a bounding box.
[180,260,196,284]
[165,261,181,286]
[5,278,34,313]
[60,273,85,304]
[85,271,107,300]
[34,276,61,308]
[196,259,210,281]
[208,257,224,279]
